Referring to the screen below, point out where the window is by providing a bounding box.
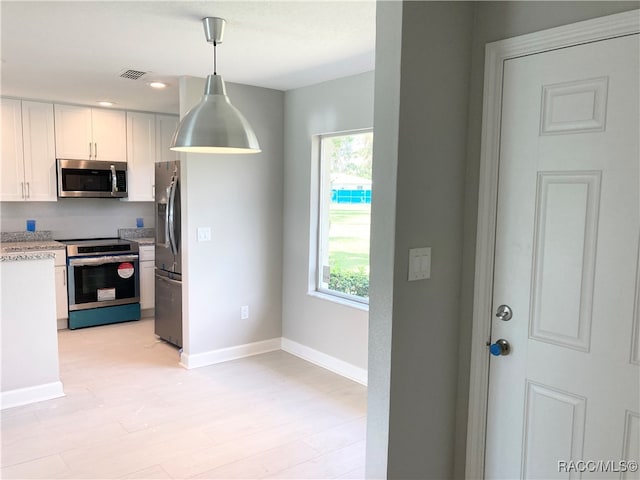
[315,130,373,304]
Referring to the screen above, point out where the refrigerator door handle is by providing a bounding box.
[167,176,178,256]
[155,272,182,286]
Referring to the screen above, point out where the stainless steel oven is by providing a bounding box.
[63,238,141,329]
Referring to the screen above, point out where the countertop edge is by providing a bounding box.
[1,252,56,262]
[132,238,155,246]
[0,241,66,253]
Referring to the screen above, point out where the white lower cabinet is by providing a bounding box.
[54,265,68,326]
[139,245,155,313]
[40,249,68,329]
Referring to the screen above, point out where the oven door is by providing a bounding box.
[67,254,140,310]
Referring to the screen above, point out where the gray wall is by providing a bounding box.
[180,77,284,357]
[0,200,153,239]
[367,1,638,479]
[391,3,473,478]
[282,72,374,372]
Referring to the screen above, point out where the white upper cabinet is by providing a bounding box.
[91,108,127,161]
[22,101,57,201]
[125,112,156,202]
[54,104,126,162]
[155,114,179,163]
[1,98,25,201]
[1,98,57,202]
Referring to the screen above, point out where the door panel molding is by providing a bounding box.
[466,10,640,479]
[521,381,586,479]
[529,171,601,352]
[540,76,609,135]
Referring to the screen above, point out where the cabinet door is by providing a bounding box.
[0,98,25,201]
[155,114,179,163]
[140,261,156,310]
[91,108,126,161]
[125,112,156,201]
[54,104,92,159]
[54,265,68,321]
[22,101,57,201]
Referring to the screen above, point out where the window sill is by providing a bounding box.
[307,291,370,312]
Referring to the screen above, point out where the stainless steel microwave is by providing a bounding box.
[57,158,128,198]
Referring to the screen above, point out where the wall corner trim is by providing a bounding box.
[1,381,65,410]
[179,338,282,369]
[281,337,368,386]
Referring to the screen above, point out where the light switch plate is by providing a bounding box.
[408,247,431,281]
[197,227,211,242]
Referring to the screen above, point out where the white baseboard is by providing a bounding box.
[180,337,282,369]
[281,338,368,386]
[1,381,65,410]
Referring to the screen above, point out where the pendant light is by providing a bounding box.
[170,17,261,154]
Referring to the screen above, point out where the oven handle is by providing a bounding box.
[69,254,139,267]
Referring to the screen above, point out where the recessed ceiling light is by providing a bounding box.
[98,101,114,107]
[149,82,168,89]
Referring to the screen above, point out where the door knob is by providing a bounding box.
[495,304,513,321]
[489,339,511,356]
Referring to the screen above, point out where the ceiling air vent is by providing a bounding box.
[119,69,147,80]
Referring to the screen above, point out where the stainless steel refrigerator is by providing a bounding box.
[155,161,182,348]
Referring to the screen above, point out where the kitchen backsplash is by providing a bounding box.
[0,199,154,239]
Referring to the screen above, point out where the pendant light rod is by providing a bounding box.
[213,41,217,75]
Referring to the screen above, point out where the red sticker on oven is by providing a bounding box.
[118,262,134,279]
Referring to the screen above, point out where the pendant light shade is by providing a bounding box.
[170,17,261,154]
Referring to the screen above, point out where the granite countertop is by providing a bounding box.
[118,228,155,246]
[0,231,66,261]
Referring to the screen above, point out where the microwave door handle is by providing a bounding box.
[168,177,178,255]
[110,164,117,196]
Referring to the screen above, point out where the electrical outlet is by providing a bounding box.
[240,305,249,319]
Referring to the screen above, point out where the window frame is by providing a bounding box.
[310,128,373,307]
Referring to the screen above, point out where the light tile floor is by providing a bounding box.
[1,319,367,479]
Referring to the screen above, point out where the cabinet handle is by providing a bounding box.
[63,268,66,286]
[89,142,92,159]
[26,182,30,198]
[152,184,155,200]
[20,182,25,199]
[94,142,98,159]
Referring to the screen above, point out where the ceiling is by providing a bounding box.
[0,1,376,114]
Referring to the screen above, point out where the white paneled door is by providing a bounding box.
[485,34,639,478]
